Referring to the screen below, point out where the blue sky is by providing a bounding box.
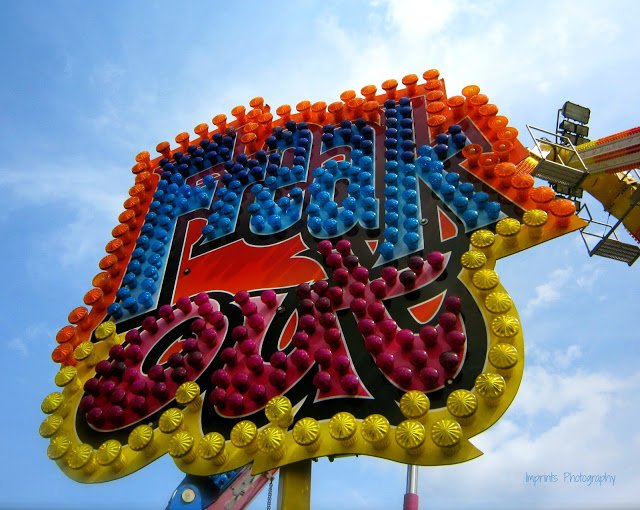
[1,1,639,509]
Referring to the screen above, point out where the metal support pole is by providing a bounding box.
[277,460,311,510]
[403,464,419,510]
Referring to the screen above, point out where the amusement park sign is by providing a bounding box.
[40,70,585,481]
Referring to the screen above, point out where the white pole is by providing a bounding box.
[403,464,419,510]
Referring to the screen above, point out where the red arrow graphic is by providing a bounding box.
[174,219,328,299]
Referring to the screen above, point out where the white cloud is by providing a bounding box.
[6,322,53,357]
[523,267,573,317]
[0,161,125,216]
[520,259,610,319]
[529,343,582,370]
[0,160,130,270]
[381,0,459,37]
[515,361,617,419]
[7,337,28,356]
[300,0,634,146]
[416,363,639,509]
[90,62,126,91]
[576,264,603,290]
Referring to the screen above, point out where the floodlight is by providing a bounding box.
[575,124,589,137]
[562,101,590,124]
[565,133,589,146]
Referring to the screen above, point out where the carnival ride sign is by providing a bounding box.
[40,70,585,481]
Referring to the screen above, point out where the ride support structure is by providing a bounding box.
[526,125,640,265]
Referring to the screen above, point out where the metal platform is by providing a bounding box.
[533,159,586,188]
[526,125,589,192]
[579,203,640,266]
[590,238,640,265]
